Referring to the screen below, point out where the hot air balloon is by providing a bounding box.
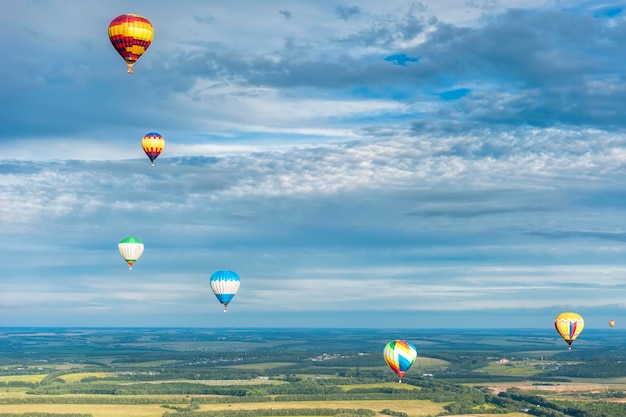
[210,270,240,312]
[142,132,165,166]
[118,237,144,270]
[108,14,154,74]
[609,320,616,328]
[554,312,584,350]
[383,340,418,382]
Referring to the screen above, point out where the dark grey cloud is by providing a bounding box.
[406,190,563,219]
[419,10,617,85]
[445,83,626,129]
[153,7,626,132]
[591,6,623,18]
[528,230,626,243]
[384,53,419,66]
[193,15,216,24]
[334,5,361,21]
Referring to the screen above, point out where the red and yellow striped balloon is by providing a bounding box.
[108,14,154,74]
[142,132,165,166]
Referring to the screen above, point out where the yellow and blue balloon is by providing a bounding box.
[554,312,584,350]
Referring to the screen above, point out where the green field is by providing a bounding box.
[0,403,165,417]
[0,401,533,417]
[415,357,451,367]
[227,362,298,369]
[0,327,625,417]
[338,381,420,390]
[189,399,447,416]
[478,361,544,377]
[59,371,119,382]
[0,374,47,383]
[0,402,544,417]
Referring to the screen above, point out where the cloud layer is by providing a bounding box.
[1,0,626,327]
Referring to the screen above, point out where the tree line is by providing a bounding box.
[498,389,626,417]
[163,408,377,417]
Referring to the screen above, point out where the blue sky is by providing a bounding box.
[2,0,626,329]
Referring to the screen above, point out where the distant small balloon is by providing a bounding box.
[609,320,616,328]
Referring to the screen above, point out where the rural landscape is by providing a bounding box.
[4,2,626,417]
[1,327,626,417]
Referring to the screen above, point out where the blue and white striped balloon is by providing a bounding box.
[210,270,241,312]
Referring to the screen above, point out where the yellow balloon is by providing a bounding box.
[554,312,584,350]
[609,320,616,328]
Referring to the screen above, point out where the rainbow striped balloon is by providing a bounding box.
[108,14,154,74]
[554,312,584,350]
[383,340,418,382]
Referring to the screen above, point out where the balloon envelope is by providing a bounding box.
[383,340,418,382]
[210,270,240,312]
[609,320,616,328]
[118,237,144,270]
[108,14,154,74]
[554,312,584,350]
[142,132,165,166]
